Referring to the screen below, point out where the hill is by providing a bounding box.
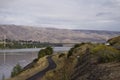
[7,36,120,80]
[108,36,120,50]
[42,42,120,80]
[0,25,120,43]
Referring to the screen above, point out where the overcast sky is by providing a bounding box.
[0,0,120,31]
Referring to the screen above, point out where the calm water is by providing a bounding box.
[0,47,71,80]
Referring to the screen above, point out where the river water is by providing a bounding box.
[0,47,71,80]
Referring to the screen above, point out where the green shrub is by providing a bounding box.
[91,45,120,63]
[38,46,53,59]
[33,58,38,63]
[58,53,65,58]
[67,47,74,58]
[11,64,22,77]
[46,46,53,55]
[38,49,46,58]
[74,43,85,48]
[67,43,87,58]
[67,43,86,58]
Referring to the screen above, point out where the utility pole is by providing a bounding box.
[3,35,6,64]
[106,36,108,42]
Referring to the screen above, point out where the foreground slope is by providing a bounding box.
[7,36,120,80]
[41,36,120,80]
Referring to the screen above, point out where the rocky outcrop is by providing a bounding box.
[71,47,120,80]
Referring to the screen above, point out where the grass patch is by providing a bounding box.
[91,44,120,63]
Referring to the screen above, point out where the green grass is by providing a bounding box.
[91,44,120,63]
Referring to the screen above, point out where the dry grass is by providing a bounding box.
[42,53,66,80]
[42,53,77,80]
[6,56,49,80]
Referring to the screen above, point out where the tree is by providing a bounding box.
[11,64,22,77]
[38,49,46,58]
[38,46,53,59]
[46,46,53,55]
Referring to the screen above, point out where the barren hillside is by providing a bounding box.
[0,25,120,43]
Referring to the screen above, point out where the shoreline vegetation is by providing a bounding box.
[7,36,120,80]
[0,39,63,49]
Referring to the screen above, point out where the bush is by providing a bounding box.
[67,43,85,58]
[33,58,38,63]
[58,53,65,58]
[11,64,22,77]
[38,46,53,59]
[46,46,53,55]
[74,43,85,48]
[67,47,74,58]
[91,45,120,63]
[38,49,46,58]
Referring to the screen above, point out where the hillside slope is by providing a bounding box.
[41,43,120,80]
[7,36,120,80]
[0,25,120,43]
[108,36,120,49]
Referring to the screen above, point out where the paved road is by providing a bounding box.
[26,56,56,80]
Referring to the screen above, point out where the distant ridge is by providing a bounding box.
[0,25,120,43]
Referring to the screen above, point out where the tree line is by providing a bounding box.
[0,39,63,49]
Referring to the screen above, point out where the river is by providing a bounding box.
[0,47,71,80]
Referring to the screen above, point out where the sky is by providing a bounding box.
[0,0,120,31]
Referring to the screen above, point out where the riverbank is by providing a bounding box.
[7,56,49,80]
[0,47,70,80]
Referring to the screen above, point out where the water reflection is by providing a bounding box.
[0,52,37,80]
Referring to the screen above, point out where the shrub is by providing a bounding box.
[46,46,53,55]
[91,45,120,63]
[67,47,74,58]
[58,53,65,58]
[33,58,38,63]
[38,49,46,58]
[38,46,53,59]
[67,43,86,58]
[74,43,85,48]
[11,64,22,77]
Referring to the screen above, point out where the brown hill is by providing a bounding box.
[108,36,120,50]
[0,25,120,43]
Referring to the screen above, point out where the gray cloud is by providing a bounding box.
[0,0,120,31]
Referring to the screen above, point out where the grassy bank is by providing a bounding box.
[7,56,49,80]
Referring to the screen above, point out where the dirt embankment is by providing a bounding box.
[71,48,120,80]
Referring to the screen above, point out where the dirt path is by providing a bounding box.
[26,56,56,80]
